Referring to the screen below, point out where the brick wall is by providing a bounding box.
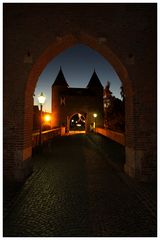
[3,3,157,182]
[52,85,104,131]
[95,128,125,146]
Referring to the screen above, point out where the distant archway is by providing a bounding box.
[69,113,86,132]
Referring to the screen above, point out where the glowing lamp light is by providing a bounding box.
[93,113,98,129]
[44,114,51,122]
[37,92,46,145]
[38,92,46,105]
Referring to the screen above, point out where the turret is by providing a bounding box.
[87,70,104,128]
[87,69,103,91]
[52,66,69,88]
[52,67,69,127]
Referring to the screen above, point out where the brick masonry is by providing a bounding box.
[51,74,104,132]
[3,3,157,182]
[95,128,125,146]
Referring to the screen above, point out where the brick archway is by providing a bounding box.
[24,33,134,179]
[4,4,156,185]
[4,32,154,183]
[27,33,131,98]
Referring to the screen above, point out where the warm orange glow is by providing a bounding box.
[44,114,51,122]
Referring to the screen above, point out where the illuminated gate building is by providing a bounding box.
[52,67,104,132]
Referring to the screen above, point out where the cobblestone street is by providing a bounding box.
[3,134,157,237]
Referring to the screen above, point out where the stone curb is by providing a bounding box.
[87,134,157,224]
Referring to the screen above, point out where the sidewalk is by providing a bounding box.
[88,133,157,222]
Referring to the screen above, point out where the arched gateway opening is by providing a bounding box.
[69,113,86,133]
[24,33,132,179]
[5,32,152,183]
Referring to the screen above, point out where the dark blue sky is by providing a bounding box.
[34,44,122,112]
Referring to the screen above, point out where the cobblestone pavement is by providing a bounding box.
[3,134,157,237]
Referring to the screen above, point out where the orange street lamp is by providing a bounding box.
[44,114,51,123]
[38,92,46,145]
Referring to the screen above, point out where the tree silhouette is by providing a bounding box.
[104,83,125,132]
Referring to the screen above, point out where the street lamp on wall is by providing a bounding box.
[38,92,46,145]
[93,113,97,129]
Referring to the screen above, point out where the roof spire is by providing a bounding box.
[52,67,69,87]
[87,70,103,89]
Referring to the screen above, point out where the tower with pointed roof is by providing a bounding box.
[86,70,104,128]
[87,70,103,90]
[52,67,69,127]
[51,68,104,131]
[52,66,69,88]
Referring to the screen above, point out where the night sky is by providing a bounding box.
[34,44,122,112]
